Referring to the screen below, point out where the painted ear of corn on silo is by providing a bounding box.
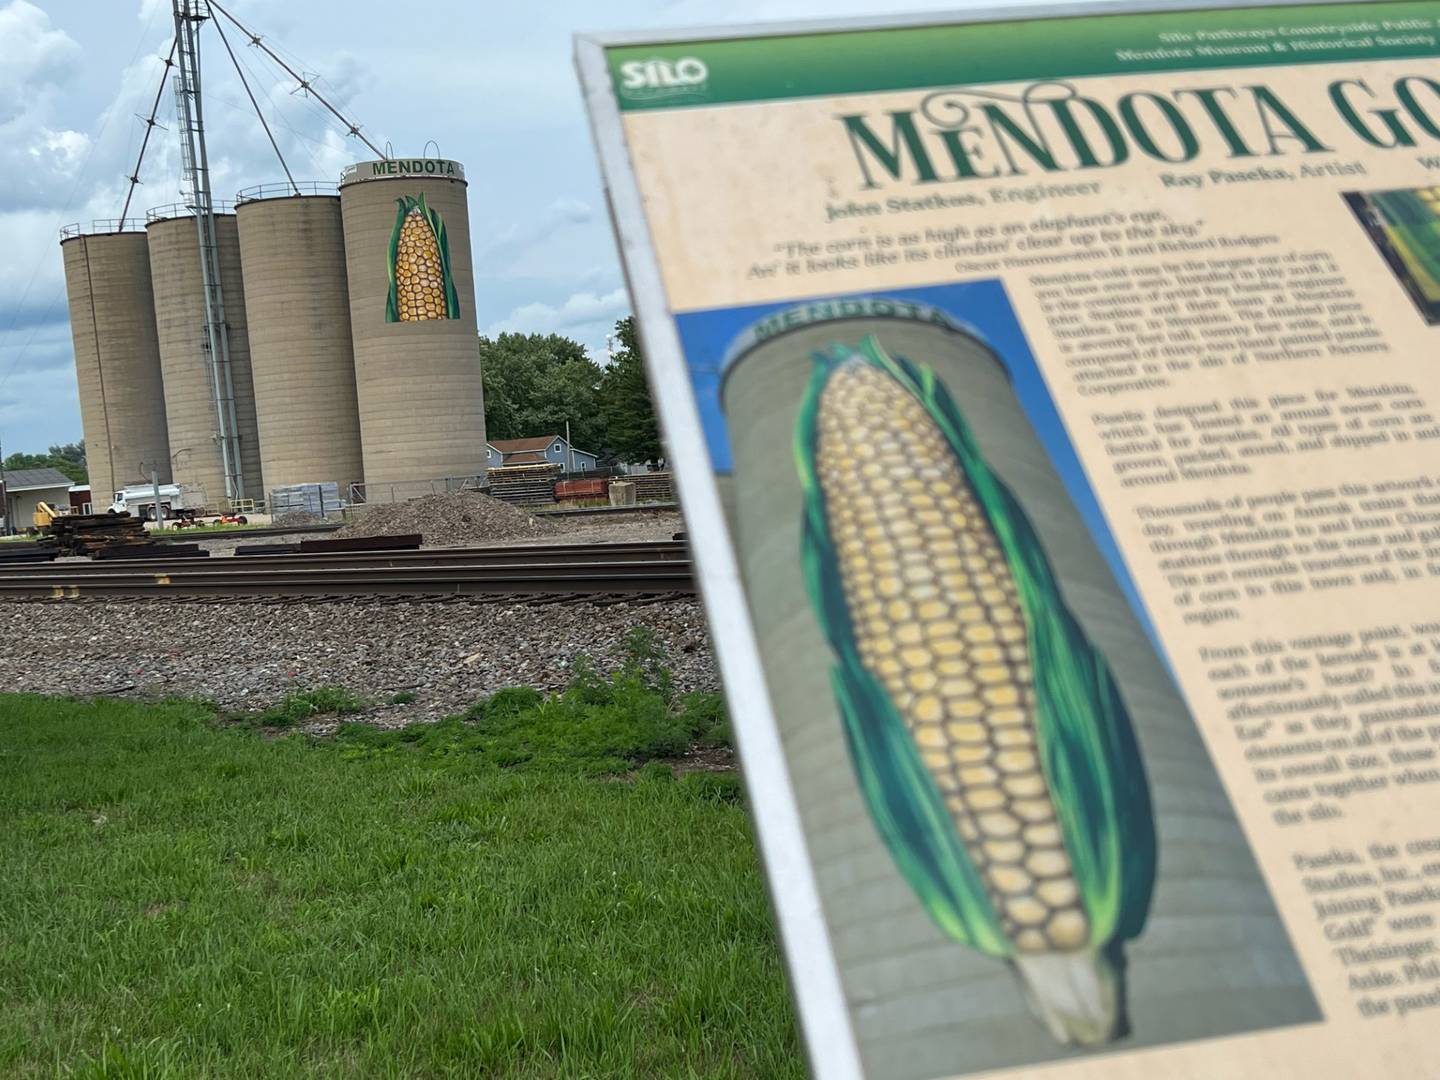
[795,335,1157,1048]
[385,193,461,322]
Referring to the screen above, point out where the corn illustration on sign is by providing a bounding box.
[385,193,461,323]
[795,335,1157,1047]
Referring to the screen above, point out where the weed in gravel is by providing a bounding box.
[335,675,726,775]
[389,690,419,706]
[335,632,729,775]
[251,686,366,728]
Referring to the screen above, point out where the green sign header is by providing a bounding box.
[605,2,1440,111]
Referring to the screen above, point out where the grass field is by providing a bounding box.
[0,644,800,1078]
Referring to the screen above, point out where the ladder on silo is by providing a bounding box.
[172,0,244,504]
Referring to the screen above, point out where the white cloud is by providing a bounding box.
[5,0,1083,456]
[484,286,630,358]
[0,328,82,451]
[0,2,90,211]
[0,1,80,123]
[486,287,628,333]
[477,196,595,268]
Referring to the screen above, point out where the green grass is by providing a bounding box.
[247,686,367,729]
[156,521,256,534]
[0,654,799,1077]
[325,671,726,778]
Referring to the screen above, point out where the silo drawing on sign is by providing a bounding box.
[687,287,1320,1079]
[59,223,172,498]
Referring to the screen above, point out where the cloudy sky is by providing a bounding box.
[0,0,1058,455]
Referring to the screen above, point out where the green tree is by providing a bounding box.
[598,316,663,465]
[479,333,607,452]
[2,440,87,485]
[47,442,87,485]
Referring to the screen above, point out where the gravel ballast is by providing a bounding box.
[158,512,684,558]
[1,598,715,728]
[337,491,561,545]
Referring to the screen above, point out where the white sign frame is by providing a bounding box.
[574,2,1365,1073]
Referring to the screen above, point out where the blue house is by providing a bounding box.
[487,435,599,472]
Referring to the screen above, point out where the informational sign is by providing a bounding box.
[577,3,1440,1076]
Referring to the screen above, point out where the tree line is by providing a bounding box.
[4,318,661,489]
[2,442,87,485]
[480,315,662,466]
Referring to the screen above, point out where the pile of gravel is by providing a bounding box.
[272,509,323,527]
[337,490,561,546]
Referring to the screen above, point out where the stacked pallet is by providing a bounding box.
[630,472,675,503]
[44,513,145,555]
[487,464,560,505]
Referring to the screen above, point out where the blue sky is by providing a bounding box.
[0,0,1061,456]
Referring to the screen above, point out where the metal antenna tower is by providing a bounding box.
[172,0,243,502]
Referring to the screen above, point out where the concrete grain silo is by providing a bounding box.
[59,223,172,498]
[146,204,264,507]
[235,185,363,493]
[339,158,485,491]
[719,297,1318,1078]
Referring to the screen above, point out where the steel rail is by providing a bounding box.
[0,562,694,600]
[0,543,695,599]
[0,542,689,577]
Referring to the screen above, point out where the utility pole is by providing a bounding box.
[0,430,9,536]
[173,0,244,505]
[150,463,165,530]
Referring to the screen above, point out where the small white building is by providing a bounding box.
[1,467,73,533]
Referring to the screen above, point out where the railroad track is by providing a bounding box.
[0,541,694,601]
[154,522,343,541]
[536,501,679,516]
[146,501,680,538]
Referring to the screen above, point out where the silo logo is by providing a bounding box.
[618,57,709,103]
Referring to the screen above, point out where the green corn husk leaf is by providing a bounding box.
[795,334,1157,954]
[1371,191,1440,302]
[385,196,406,323]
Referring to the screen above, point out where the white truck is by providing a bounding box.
[107,483,208,523]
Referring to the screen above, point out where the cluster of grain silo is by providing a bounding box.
[59,158,485,510]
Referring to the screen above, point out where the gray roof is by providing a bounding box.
[1,467,73,492]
